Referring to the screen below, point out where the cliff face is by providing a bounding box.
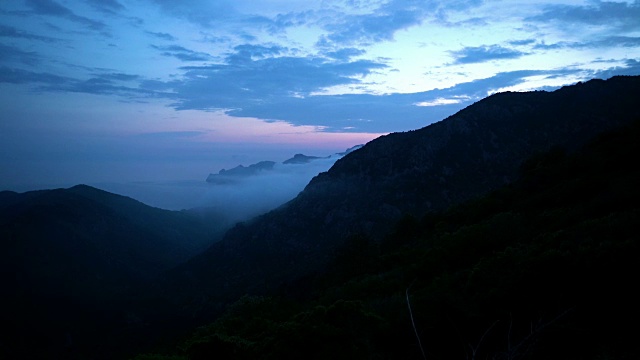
[168,75,640,307]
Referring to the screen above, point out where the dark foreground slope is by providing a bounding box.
[165,76,640,311]
[0,185,222,359]
[141,115,640,360]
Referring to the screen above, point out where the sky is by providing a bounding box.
[1,0,639,200]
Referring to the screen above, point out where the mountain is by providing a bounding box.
[150,116,640,360]
[205,146,364,183]
[0,185,222,359]
[4,76,640,359]
[283,154,327,164]
[206,161,276,184]
[164,76,640,315]
[336,144,364,155]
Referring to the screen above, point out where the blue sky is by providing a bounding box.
[1,0,639,190]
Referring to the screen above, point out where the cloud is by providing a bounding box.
[509,39,536,46]
[414,96,470,107]
[103,155,347,219]
[24,0,106,31]
[0,65,165,100]
[528,1,640,32]
[169,46,388,112]
[204,70,571,133]
[0,44,41,66]
[198,156,346,219]
[151,45,213,62]
[83,0,125,14]
[230,44,287,61]
[146,0,237,28]
[593,58,640,79]
[146,31,176,41]
[46,73,162,98]
[449,45,527,64]
[143,56,637,133]
[318,7,425,46]
[316,0,485,47]
[534,36,640,50]
[0,65,67,84]
[90,72,140,82]
[262,10,315,34]
[322,47,366,61]
[0,24,60,42]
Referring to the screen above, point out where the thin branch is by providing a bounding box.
[469,320,499,360]
[506,308,574,360]
[406,284,427,360]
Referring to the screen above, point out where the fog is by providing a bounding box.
[93,155,344,225]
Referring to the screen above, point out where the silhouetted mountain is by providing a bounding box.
[5,76,640,360]
[0,185,222,359]
[336,144,363,156]
[205,146,363,183]
[165,76,640,316]
[206,161,276,184]
[148,116,640,360]
[282,154,327,164]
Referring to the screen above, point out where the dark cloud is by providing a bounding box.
[240,70,567,132]
[83,0,125,15]
[0,44,40,65]
[318,3,425,47]
[449,45,527,64]
[230,44,287,61]
[168,68,584,133]
[0,65,67,84]
[533,41,573,50]
[316,0,483,47]
[534,36,640,50]
[46,73,161,98]
[0,24,60,42]
[146,31,176,41]
[151,45,213,61]
[509,39,536,46]
[323,47,366,61]
[25,0,106,31]
[147,0,236,28]
[595,36,640,47]
[528,1,640,31]
[0,65,164,100]
[170,48,388,113]
[91,72,140,82]
[592,58,640,78]
[263,11,314,33]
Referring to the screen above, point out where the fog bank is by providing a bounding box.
[94,155,344,224]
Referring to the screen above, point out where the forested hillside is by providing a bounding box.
[0,185,223,359]
[159,76,640,318]
[138,118,640,360]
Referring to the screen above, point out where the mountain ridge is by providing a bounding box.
[164,75,640,314]
[205,146,363,183]
[0,184,225,359]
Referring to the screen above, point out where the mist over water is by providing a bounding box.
[93,155,343,223]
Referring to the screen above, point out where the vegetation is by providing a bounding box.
[139,120,640,359]
[3,76,639,359]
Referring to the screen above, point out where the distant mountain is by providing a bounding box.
[207,161,276,184]
[165,75,640,313]
[206,146,364,183]
[336,144,364,156]
[283,154,327,164]
[0,185,222,359]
